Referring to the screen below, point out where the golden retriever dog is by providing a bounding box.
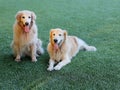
[11,10,44,62]
[47,28,97,71]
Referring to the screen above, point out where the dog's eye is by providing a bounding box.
[28,16,31,18]
[59,34,62,36]
[22,16,25,19]
[53,34,55,36]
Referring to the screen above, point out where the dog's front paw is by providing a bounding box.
[15,56,21,62]
[32,58,37,62]
[54,65,62,70]
[15,59,21,62]
[47,67,54,71]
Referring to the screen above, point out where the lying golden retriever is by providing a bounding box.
[47,28,97,71]
[11,10,44,62]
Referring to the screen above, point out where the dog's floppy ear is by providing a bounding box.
[31,11,36,21]
[49,29,54,44]
[15,11,22,21]
[63,30,67,40]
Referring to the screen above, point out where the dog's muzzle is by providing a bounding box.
[54,39,58,43]
[25,22,29,26]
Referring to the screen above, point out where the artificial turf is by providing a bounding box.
[0,0,120,90]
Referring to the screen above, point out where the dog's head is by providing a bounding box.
[49,28,67,50]
[15,10,36,33]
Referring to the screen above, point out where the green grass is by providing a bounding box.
[0,0,120,90]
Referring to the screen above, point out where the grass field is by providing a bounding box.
[0,0,120,90]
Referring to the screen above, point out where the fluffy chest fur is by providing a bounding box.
[13,23,37,46]
[48,43,67,62]
[52,49,63,62]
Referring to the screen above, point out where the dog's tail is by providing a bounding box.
[76,37,97,51]
[36,39,44,55]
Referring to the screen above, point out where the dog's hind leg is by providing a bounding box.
[36,39,44,55]
[77,38,97,51]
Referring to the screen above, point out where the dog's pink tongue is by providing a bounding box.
[54,44,59,50]
[24,26,29,33]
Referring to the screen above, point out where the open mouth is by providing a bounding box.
[24,25,29,33]
[58,40,62,46]
[23,22,30,33]
[54,40,62,50]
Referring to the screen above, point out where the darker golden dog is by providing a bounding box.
[47,28,96,71]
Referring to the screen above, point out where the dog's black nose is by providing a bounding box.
[54,39,58,43]
[25,22,29,26]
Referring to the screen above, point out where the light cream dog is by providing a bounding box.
[47,28,96,71]
[11,10,44,62]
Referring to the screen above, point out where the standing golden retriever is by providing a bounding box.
[47,28,97,71]
[11,10,44,62]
